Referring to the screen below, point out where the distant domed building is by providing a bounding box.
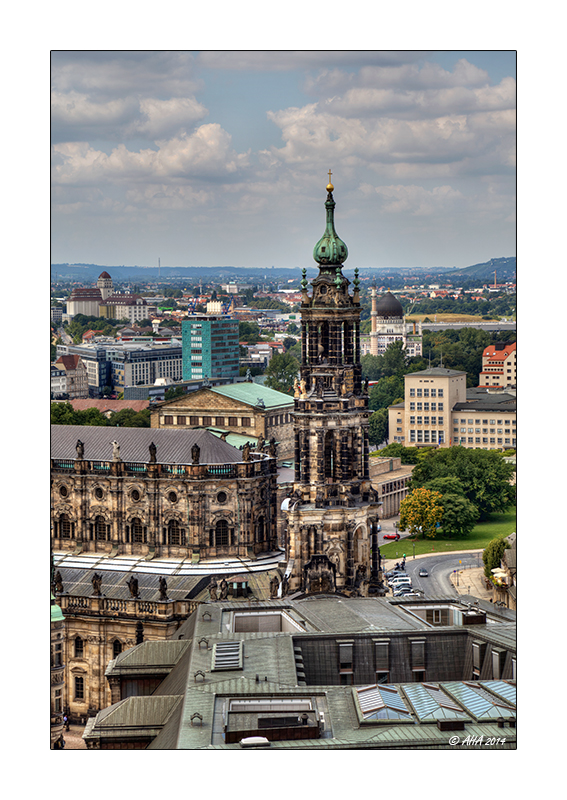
[369,287,422,357]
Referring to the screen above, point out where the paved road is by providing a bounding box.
[387,551,484,598]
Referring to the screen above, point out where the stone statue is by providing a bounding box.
[268,437,277,458]
[75,439,84,460]
[219,578,229,600]
[127,575,139,598]
[191,443,200,465]
[208,578,218,601]
[54,570,64,594]
[159,576,168,600]
[245,368,253,382]
[242,442,251,462]
[299,378,307,399]
[111,441,121,461]
[316,377,324,398]
[220,432,227,441]
[256,435,265,453]
[270,574,279,599]
[293,377,300,398]
[92,572,102,595]
[149,442,157,463]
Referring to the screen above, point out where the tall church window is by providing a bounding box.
[131,518,146,543]
[74,636,84,658]
[95,515,108,540]
[59,514,72,539]
[215,519,229,547]
[324,430,337,481]
[168,519,185,546]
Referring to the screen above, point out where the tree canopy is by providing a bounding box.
[399,487,444,539]
[410,446,516,519]
[483,536,510,579]
[263,351,299,395]
[51,403,150,428]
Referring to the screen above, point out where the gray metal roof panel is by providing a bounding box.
[51,424,245,465]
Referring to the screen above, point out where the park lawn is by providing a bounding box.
[379,509,516,559]
[405,313,496,323]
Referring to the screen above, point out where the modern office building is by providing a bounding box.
[181,316,239,382]
[56,339,184,396]
[388,369,516,450]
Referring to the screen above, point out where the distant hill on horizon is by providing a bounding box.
[51,256,516,284]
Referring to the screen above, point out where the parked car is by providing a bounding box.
[419,568,429,577]
[390,579,412,589]
[393,587,413,596]
[383,533,400,540]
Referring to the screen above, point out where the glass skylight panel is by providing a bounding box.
[356,684,412,721]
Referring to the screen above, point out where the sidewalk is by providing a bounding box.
[56,724,87,750]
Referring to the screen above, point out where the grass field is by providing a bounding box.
[405,313,496,323]
[379,509,516,559]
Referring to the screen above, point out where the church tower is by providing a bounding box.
[284,174,384,596]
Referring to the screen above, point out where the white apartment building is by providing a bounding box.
[479,342,516,388]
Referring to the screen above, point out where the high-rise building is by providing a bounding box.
[181,316,239,382]
[284,175,383,595]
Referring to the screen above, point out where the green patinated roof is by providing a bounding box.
[210,382,293,410]
[51,594,64,622]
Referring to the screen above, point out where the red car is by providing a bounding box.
[383,533,400,541]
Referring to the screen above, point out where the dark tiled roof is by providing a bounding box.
[50,424,245,465]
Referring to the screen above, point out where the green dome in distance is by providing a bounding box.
[313,170,348,267]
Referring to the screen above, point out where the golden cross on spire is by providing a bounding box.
[326,169,334,192]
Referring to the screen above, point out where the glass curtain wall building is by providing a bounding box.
[182,317,239,382]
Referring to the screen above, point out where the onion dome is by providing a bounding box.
[313,171,348,268]
[375,290,404,318]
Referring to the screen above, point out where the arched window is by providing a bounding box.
[131,518,146,543]
[215,519,229,547]
[168,519,185,546]
[59,514,72,539]
[324,430,336,481]
[74,636,84,658]
[95,516,108,541]
[113,640,122,658]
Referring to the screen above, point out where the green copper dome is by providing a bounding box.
[313,178,348,267]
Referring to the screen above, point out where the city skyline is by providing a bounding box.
[51,50,516,271]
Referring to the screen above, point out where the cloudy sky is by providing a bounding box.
[51,50,516,270]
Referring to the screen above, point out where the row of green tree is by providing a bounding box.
[51,403,151,428]
[398,446,515,538]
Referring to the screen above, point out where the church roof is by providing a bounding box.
[50,424,245,465]
[211,382,293,410]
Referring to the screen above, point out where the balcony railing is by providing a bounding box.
[56,593,199,619]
